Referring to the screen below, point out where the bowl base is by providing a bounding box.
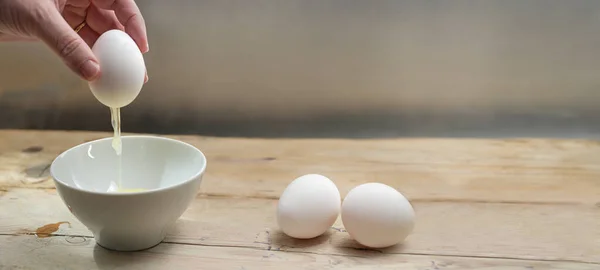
[96,240,164,252]
[95,233,166,252]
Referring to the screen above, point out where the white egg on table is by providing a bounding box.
[341,182,415,248]
[89,29,146,108]
[276,174,341,239]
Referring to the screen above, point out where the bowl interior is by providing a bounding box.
[51,136,206,193]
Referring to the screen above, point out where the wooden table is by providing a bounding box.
[0,130,598,269]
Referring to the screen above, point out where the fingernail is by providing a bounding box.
[81,60,100,80]
[144,42,149,53]
[144,73,149,83]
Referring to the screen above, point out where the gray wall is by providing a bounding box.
[2,0,600,138]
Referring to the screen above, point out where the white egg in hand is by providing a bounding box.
[89,29,146,108]
[341,183,415,248]
[277,174,341,239]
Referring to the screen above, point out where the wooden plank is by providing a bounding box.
[3,235,598,270]
[0,130,599,205]
[1,189,598,264]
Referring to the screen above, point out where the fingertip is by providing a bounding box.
[126,30,148,53]
[134,34,149,53]
[124,21,148,53]
[81,59,101,81]
[138,41,148,53]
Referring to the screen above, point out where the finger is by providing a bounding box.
[78,25,100,47]
[87,3,124,34]
[92,0,148,53]
[34,6,100,81]
[67,0,92,9]
[62,7,86,29]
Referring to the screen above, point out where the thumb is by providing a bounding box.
[34,7,100,81]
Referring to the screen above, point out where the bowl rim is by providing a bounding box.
[50,135,207,196]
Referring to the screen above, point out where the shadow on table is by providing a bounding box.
[92,244,163,269]
[269,229,331,249]
[333,237,403,258]
[268,229,399,258]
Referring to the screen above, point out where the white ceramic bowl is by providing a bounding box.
[50,136,207,251]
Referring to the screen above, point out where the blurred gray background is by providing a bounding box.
[2,0,600,138]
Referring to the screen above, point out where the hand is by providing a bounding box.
[0,0,149,81]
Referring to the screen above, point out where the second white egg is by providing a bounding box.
[341,182,415,248]
[276,174,341,239]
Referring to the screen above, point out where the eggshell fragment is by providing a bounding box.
[89,29,146,108]
[277,174,341,239]
[341,182,415,248]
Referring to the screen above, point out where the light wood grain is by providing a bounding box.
[1,188,598,265]
[2,235,599,270]
[1,130,599,269]
[1,130,599,204]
